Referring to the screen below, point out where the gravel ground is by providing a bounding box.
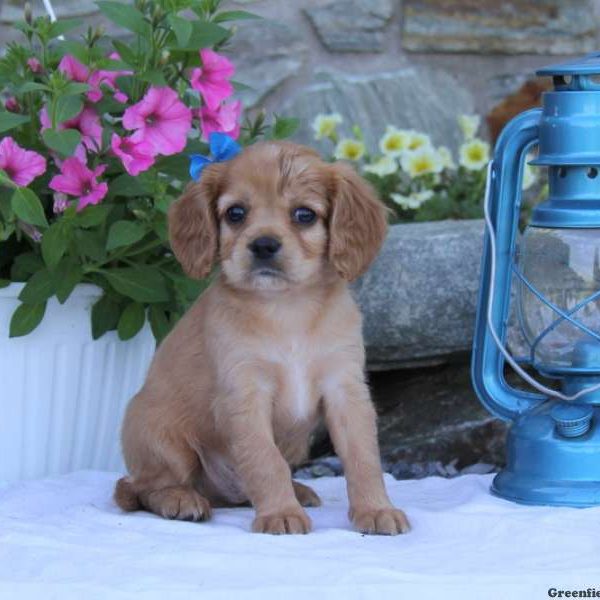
[293,456,498,480]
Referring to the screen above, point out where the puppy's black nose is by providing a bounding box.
[249,236,281,260]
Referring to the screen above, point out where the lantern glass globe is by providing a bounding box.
[519,227,600,372]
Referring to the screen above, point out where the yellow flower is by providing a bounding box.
[390,190,434,210]
[312,113,343,140]
[379,126,411,157]
[458,114,480,140]
[522,161,537,190]
[459,139,490,171]
[401,147,443,177]
[363,155,397,177]
[437,146,456,170]
[407,131,433,152]
[334,138,366,161]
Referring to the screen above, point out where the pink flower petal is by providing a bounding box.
[58,55,89,83]
[190,49,235,110]
[111,134,155,176]
[27,57,42,73]
[78,182,108,210]
[199,100,242,141]
[0,137,46,186]
[123,87,191,156]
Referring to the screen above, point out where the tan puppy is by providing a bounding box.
[114,141,410,535]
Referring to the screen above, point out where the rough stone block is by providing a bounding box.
[402,0,598,55]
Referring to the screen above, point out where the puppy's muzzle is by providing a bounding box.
[248,236,285,277]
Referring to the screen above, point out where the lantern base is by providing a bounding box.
[492,403,600,507]
[492,472,600,507]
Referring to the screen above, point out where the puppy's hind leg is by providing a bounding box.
[115,422,211,522]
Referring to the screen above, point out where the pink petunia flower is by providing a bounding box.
[89,53,132,104]
[0,137,46,186]
[111,134,155,176]
[27,57,42,73]
[199,100,242,140]
[123,86,192,156]
[21,223,42,243]
[58,54,108,103]
[53,193,69,214]
[190,48,235,111]
[5,97,19,112]
[49,158,108,211]
[40,105,103,158]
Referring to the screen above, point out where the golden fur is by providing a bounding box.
[114,141,410,535]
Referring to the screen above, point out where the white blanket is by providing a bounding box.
[1,471,599,599]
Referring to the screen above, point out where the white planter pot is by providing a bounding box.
[0,283,155,483]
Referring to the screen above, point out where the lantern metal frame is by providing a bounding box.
[472,53,600,507]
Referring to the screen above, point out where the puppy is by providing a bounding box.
[114,141,410,535]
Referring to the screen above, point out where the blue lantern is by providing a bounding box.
[472,53,600,507]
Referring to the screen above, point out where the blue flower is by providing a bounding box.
[189,132,241,181]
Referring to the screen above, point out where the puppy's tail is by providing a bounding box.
[114,477,141,512]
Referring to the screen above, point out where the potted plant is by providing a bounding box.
[0,0,298,482]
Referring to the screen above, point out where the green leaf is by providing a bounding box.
[138,70,167,86]
[154,195,175,214]
[91,294,120,339]
[213,10,261,23]
[168,14,192,47]
[272,116,300,140]
[108,172,152,198]
[52,258,83,304]
[232,80,252,92]
[172,21,229,50]
[11,187,48,228]
[41,221,71,268]
[61,82,91,96]
[9,302,46,337]
[0,111,30,134]
[149,304,171,343]
[56,95,83,124]
[104,267,170,303]
[51,40,89,63]
[11,253,43,280]
[48,18,83,38]
[0,278,10,288]
[106,220,146,251]
[155,155,191,180]
[111,40,138,67]
[117,301,145,340]
[42,128,81,157]
[0,169,17,189]
[18,269,54,304]
[97,1,151,36]
[75,229,106,262]
[75,204,111,228]
[17,81,51,94]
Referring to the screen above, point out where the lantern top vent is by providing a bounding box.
[537,53,600,91]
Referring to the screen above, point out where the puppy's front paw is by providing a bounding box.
[252,508,312,535]
[351,507,410,535]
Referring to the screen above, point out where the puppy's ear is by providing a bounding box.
[168,164,224,279]
[328,162,388,281]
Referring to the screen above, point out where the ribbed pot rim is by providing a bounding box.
[0,282,103,299]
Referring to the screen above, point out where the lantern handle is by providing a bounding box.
[472,109,546,420]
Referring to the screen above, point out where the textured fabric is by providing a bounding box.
[1,471,599,599]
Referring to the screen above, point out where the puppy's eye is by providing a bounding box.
[225,205,247,224]
[292,207,317,225]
